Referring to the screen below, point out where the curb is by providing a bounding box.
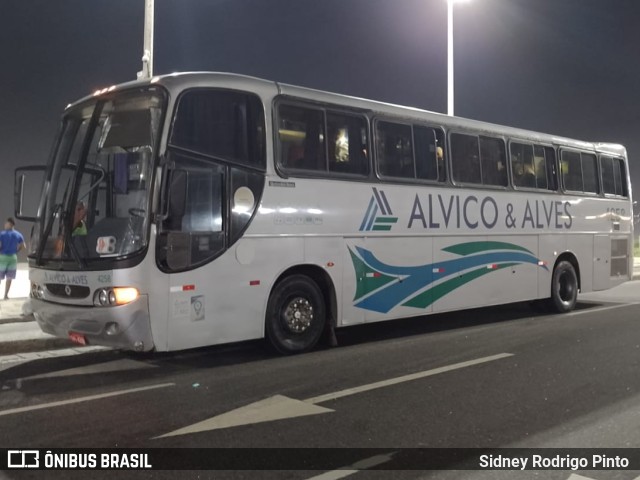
[0,314,34,325]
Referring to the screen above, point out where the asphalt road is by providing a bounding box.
[2,282,640,480]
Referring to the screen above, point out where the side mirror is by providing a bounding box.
[14,166,47,221]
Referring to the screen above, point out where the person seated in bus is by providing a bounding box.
[514,161,535,188]
[72,201,88,236]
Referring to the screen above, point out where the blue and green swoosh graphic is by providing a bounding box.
[349,241,547,313]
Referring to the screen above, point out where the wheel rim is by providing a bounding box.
[558,271,575,304]
[282,297,314,333]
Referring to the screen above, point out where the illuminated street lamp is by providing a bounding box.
[447,0,470,116]
[137,0,154,79]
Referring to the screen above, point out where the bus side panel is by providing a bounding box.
[593,234,610,291]
[496,235,539,304]
[431,235,484,313]
[431,235,538,312]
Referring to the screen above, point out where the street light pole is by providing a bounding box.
[447,0,470,116]
[447,0,454,116]
[137,0,154,80]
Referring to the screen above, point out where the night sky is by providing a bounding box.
[1,0,639,237]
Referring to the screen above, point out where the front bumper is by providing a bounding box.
[32,295,154,351]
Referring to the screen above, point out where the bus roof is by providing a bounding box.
[75,71,626,156]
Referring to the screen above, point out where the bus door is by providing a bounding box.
[157,164,226,350]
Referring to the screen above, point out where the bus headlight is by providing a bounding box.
[113,287,139,305]
[94,287,139,307]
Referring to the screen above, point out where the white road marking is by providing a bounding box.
[304,353,513,404]
[0,382,174,417]
[565,302,639,317]
[156,353,513,438]
[304,452,396,480]
[156,394,334,438]
[24,358,156,380]
[566,475,596,480]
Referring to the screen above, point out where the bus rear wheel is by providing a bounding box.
[548,260,578,313]
[265,275,326,354]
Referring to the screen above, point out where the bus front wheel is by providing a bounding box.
[265,275,326,354]
[549,260,578,313]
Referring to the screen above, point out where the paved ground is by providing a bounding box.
[2,282,640,480]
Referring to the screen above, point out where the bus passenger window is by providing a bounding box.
[601,156,615,194]
[479,136,507,187]
[376,121,413,178]
[581,153,598,193]
[414,126,439,182]
[613,158,627,196]
[327,113,368,175]
[533,145,548,189]
[561,150,583,191]
[511,142,535,188]
[451,133,481,184]
[278,105,325,171]
[560,150,598,194]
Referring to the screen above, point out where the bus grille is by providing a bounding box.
[45,284,91,299]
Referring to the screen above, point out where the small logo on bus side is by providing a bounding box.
[359,188,398,232]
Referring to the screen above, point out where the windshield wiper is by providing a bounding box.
[77,163,106,203]
[35,177,86,268]
[36,202,62,265]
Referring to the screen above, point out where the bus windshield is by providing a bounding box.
[33,88,165,267]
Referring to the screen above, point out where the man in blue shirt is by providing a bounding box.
[0,218,25,299]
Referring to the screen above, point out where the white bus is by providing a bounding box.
[15,72,632,354]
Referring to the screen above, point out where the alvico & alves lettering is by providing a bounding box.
[408,193,572,230]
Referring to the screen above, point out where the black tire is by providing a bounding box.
[265,275,326,354]
[548,260,578,313]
